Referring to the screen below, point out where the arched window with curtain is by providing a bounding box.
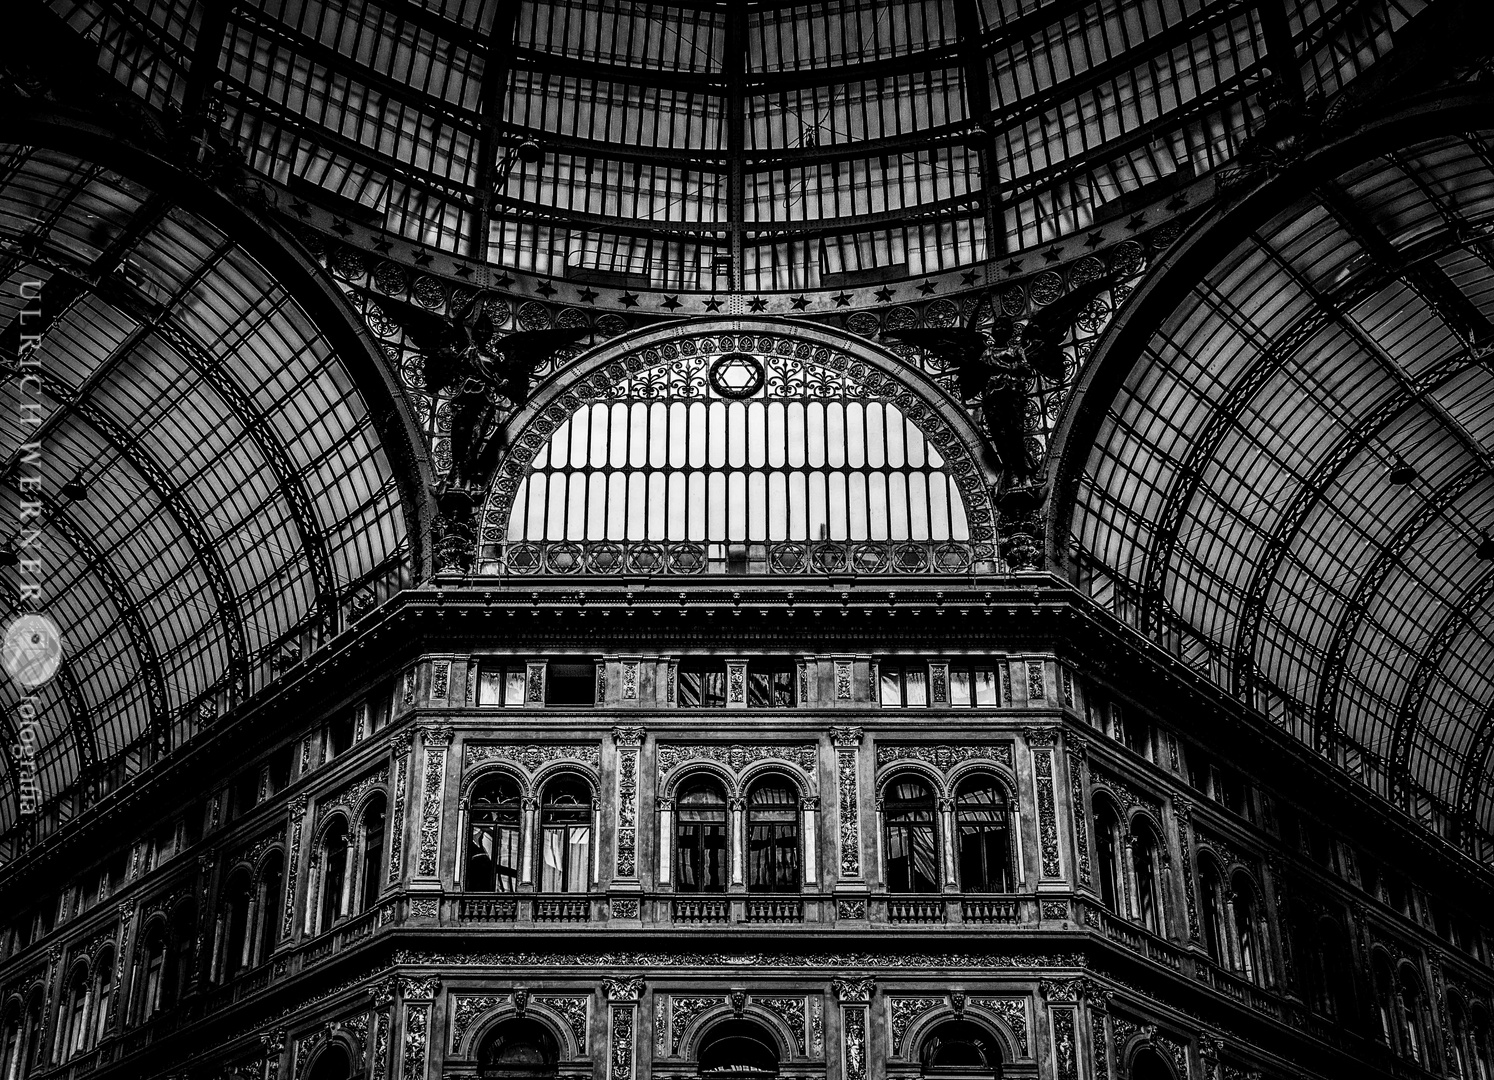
[747,776,800,892]
[317,817,351,933]
[1,1001,21,1080]
[1451,997,1473,1080]
[1199,859,1228,966]
[360,795,387,912]
[21,993,42,1079]
[1472,1005,1493,1080]
[955,775,1010,893]
[1396,965,1426,1065]
[540,777,593,893]
[1229,872,1260,983]
[918,1019,1002,1077]
[1131,820,1164,935]
[675,777,728,894]
[90,948,113,1046]
[258,851,285,961]
[1371,953,1396,1047]
[697,1018,780,1079]
[884,776,939,893]
[132,922,167,1023]
[467,776,523,893]
[219,870,253,981]
[1094,797,1124,913]
[59,963,89,1059]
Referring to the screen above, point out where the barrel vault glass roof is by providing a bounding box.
[0,142,412,842]
[1068,123,1494,857]
[53,0,1427,292]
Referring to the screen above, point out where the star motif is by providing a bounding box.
[1084,231,1106,248]
[747,296,769,312]
[1126,214,1147,231]
[873,288,895,303]
[660,295,683,310]
[289,200,312,218]
[454,265,474,278]
[1042,247,1062,263]
[618,292,640,308]
[1166,192,1190,211]
[493,274,514,289]
[414,252,434,267]
[703,297,724,312]
[535,280,557,297]
[330,219,353,237]
[789,294,811,310]
[577,288,599,304]
[916,279,937,295]
[831,292,853,307]
[1003,261,1023,275]
[373,238,394,253]
[960,271,980,287]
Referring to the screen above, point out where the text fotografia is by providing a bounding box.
[4,279,64,815]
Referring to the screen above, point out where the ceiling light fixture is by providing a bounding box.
[1387,462,1417,485]
[61,478,87,500]
[1478,535,1494,561]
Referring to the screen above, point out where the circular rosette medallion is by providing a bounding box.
[707,353,766,399]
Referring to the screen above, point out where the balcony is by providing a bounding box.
[673,897,731,923]
[962,897,1020,924]
[888,898,946,924]
[459,897,519,921]
[744,898,804,923]
[534,897,590,923]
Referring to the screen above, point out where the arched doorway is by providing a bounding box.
[1129,1045,1175,1080]
[478,1018,560,1079]
[697,1018,780,1079]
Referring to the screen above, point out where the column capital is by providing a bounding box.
[418,724,453,748]
[830,726,864,749]
[612,725,645,748]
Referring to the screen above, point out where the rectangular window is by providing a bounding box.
[747,662,795,707]
[477,663,541,707]
[887,661,1001,706]
[548,661,597,706]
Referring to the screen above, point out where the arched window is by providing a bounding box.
[1094,798,1124,913]
[60,963,89,1059]
[166,902,195,1009]
[884,776,939,893]
[919,1019,1001,1076]
[132,922,168,1023]
[318,818,351,932]
[360,795,387,912]
[219,870,253,981]
[675,778,728,894]
[1199,860,1228,966]
[747,777,800,893]
[21,994,42,1078]
[540,778,593,893]
[307,1043,353,1080]
[955,776,1010,893]
[258,851,285,960]
[1129,1045,1175,1080]
[1229,872,1259,983]
[1371,953,1396,1047]
[1451,997,1472,1080]
[467,776,523,893]
[477,1017,560,1079]
[486,334,998,578]
[1472,1006,1493,1080]
[698,1019,779,1079]
[1396,965,1426,1065]
[1,1002,21,1080]
[90,949,113,1046]
[1131,821,1164,935]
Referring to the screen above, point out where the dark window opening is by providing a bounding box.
[467,776,523,893]
[676,778,728,893]
[884,777,939,893]
[547,662,597,706]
